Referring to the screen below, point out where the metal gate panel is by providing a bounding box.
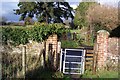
[60,49,85,74]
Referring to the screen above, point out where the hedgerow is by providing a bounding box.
[1,23,69,46]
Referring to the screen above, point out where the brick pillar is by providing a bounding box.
[96,30,109,70]
[46,34,58,69]
[118,38,120,77]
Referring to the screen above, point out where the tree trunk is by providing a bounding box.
[45,2,48,24]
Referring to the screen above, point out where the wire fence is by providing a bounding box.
[2,51,23,78]
[2,45,44,79]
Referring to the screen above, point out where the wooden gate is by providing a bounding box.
[60,47,94,75]
[84,47,94,70]
[60,48,85,74]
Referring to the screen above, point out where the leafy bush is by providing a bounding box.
[61,40,79,48]
[1,23,68,46]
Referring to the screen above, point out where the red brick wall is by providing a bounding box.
[45,34,58,68]
[96,30,109,69]
[96,30,119,70]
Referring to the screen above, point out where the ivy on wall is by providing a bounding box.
[1,23,69,46]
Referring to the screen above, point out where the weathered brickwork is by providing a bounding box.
[96,30,109,69]
[45,34,58,68]
[96,30,119,70]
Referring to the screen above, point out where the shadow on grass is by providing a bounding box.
[25,66,74,80]
[25,66,55,79]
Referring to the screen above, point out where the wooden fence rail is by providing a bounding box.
[84,47,94,70]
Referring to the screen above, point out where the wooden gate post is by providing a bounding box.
[93,43,97,74]
[22,46,26,78]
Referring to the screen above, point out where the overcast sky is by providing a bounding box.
[1,0,120,22]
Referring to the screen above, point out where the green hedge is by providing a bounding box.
[61,40,79,48]
[1,23,69,46]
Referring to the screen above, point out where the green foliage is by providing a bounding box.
[93,23,110,33]
[73,2,97,28]
[70,29,81,33]
[61,40,79,48]
[2,24,68,46]
[70,29,94,46]
[82,70,118,78]
[14,2,74,23]
[52,72,64,78]
[24,17,34,25]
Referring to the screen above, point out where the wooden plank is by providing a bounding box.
[86,50,94,53]
[85,60,93,62]
[86,54,93,56]
[85,63,93,70]
[85,66,92,70]
[86,58,93,60]
[85,62,93,65]
[85,65,92,67]
[85,65,92,68]
[85,64,92,66]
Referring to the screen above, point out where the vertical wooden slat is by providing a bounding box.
[93,43,97,74]
[82,49,86,74]
[22,46,26,78]
[59,49,62,72]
